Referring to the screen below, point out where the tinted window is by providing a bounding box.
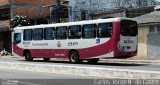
[82,24,96,38]
[44,27,55,40]
[33,28,43,40]
[14,33,21,43]
[68,25,81,39]
[157,26,160,33]
[121,20,138,36]
[56,26,67,39]
[97,23,112,38]
[24,29,32,41]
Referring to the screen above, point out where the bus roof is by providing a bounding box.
[13,17,134,30]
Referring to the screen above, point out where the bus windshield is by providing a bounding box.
[14,33,21,43]
[121,20,138,36]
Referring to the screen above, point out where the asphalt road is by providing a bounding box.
[0,68,98,79]
[0,56,160,71]
[0,68,107,85]
[1,79,98,85]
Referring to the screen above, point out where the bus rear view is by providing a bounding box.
[115,19,138,58]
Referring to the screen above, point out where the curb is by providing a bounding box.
[1,56,160,64]
[100,59,160,64]
[0,62,160,79]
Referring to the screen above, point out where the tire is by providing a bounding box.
[87,58,99,64]
[24,51,33,61]
[43,58,50,62]
[69,51,81,64]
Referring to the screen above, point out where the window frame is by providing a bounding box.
[97,23,112,38]
[56,26,68,40]
[149,26,155,33]
[121,20,138,36]
[157,25,160,34]
[68,25,81,39]
[23,29,33,41]
[82,24,96,39]
[44,27,55,40]
[33,28,43,40]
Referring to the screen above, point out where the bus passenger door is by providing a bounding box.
[13,31,23,56]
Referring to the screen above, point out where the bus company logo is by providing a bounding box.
[32,43,48,46]
[68,42,78,46]
[57,41,61,47]
[23,41,30,47]
[23,42,30,45]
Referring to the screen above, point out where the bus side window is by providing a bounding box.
[56,26,67,39]
[33,28,43,40]
[44,27,55,40]
[82,24,96,38]
[68,25,81,39]
[97,23,112,38]
[24,29,32,41]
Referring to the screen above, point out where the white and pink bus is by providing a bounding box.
[12,17,138,63]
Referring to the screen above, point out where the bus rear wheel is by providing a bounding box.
[87,58,99,64]
[24,51,33,61]
[43,58,50,62]
[69,51,81,64]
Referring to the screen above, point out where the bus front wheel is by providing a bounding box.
[24,51,33,61]
[69,51,81,64]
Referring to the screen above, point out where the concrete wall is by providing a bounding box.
[147,34,160,59]
[131,26,149,60]
[132,25,160,60]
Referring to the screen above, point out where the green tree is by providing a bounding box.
[10,16,29,30]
